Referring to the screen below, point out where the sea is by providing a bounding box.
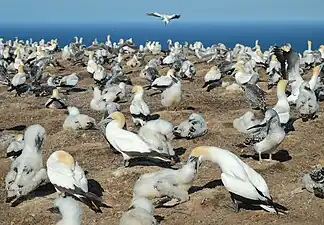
[0,21,323,53]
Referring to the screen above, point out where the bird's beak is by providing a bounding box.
[247,122,266,130]
[188,156,200,172]
[288,80,295,84]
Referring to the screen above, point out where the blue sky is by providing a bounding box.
[1,0,324,24]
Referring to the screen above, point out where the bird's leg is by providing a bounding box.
[258,153,262,164]
[124,160,130,167]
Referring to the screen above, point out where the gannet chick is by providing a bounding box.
[242,82,266,112]
[138,123,175,156]
[272,80,290,124]
[45,89,67,109]
[233,111,261,134]
[173,113,207,139]
[140,66,159,85]
[87,52,98,75]
[302,161,324,198]
[266,55,281,89]
[47,150,110,213]
[296,81,319,122]
[202,66,222,92]
[90,86,107,111]
[141,119,174,141]
[54,196,82,225]
[5,124,48,205]
[179,60,196,80]
[102,82,126,103]
[63,106,96,130]
[133,157,199,207]
[188,146,288,213]
[105,112,173,167]
[130,85,159,126]
[244,109,285,162]
[119,197,158,225]
[6,134,24,160]
[161,75,182,109]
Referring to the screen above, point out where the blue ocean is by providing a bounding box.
[0,21,323,53]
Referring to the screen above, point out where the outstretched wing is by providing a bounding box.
[147,12,163,18]
[169,14,181,20]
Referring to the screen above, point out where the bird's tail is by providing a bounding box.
[0,124,26,132]
[80,191,112,213]
[146,114,160,121]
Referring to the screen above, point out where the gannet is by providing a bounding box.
[141,119,174,141]
[6,134,24,160]
[93,65,108,85]
[57,73,79,92]
[242,82,267,112]
[45,89,67,109]
[90,86,107,111]
[140,66,159,85]
[63,106,96,130]
[244,109,286,162]
[188,146,288,213]
[303,40,315,68]
[119,197,158,225]
[203,66,222,92]
[272,80,290,124]
[266,55,282,89]
[8,64,27,96]
[102,82,126,103]
[87,52,98,75]
[161,75,182,109]
[53,196,82,225]
[133,157,199,207]
[105,112,173,167]
[47,150,109,213]
[173,113,207,139]
[5,124,48,205]
[233,111,261,134]
[303,161,324,198]
[149,68,175,91]
[130,86,159,126]
[296,81,319,122]
[179,60,196,80]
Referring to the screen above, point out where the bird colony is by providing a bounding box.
[1,36,324,225]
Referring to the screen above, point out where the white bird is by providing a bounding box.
[243,109,286,162]
[149,68,175,91]
[140,119,174,141]
[45,89,67,109]
[233,111,261,134]
[63,106,96,130]
[130,85,159,126]
[202,66,222,92]
[47,150,109,213]
[54,196,82,225]
[5,124,48,205]
[6,134,24,160]
[188,146,288,213]
[146,12,181,25]
[90,86,107,111]
[119,197,158,225]
[296,81,319,122]
[272,80,290,125]
[161,74,182,109]
[105,112,174,167]
[133,157,199,207]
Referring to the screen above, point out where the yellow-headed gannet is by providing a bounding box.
[189,146,288,213]
[47,150,110,213]
[203,66,222,92]
[105,112,173,167]
[45,89,67,109]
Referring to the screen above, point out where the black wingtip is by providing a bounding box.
[147,114,160,121]
[6,125,27,131]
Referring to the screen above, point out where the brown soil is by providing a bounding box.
[0,57,324,225]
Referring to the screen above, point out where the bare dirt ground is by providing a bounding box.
[1,57,324,225]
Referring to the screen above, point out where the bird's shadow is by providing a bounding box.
[67,87,88,93]
[10,182,56,207]
[154,215,165,223]
[127,158,176,168]
[240,149,292,162]
[188,179,223,194]
[87,179,105,198]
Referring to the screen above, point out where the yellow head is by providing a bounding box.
[320,45,324,51]
[281,44,291,52]
[189,146,213,163]
[167,68,175,76]
[132,85,144,93]
[277,79,288,91]
[210,65,218,71]
[256,50,263,57]
[110,112,126,128]
[313,65,321,76]
[18,64,24,73]
[308,40,312,48]
[55,150,75,167]
[235,63,244,71]
[271,55,277,61]
[15,134,24,141]
[52,89,59,98]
